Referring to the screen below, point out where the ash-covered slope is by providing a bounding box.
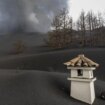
[0,32,47,55]
[0,70,104,105]
[0,48,104,81]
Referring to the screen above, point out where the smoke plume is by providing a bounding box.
[0,0,69,33]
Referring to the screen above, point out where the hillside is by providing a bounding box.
[0,32,47,55]
[0,48,104,81]
[0,47,104,105]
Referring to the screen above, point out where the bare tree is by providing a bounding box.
[85,11,96,46]
[76,10,86,46]
[97,12,104,28]
[47,8,73,48]
[97,12,105,46]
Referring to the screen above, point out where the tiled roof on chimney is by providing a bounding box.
[64,54,99,67]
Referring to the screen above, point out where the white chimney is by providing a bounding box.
[64,54,99,104]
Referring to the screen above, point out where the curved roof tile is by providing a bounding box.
[64,54,99,67]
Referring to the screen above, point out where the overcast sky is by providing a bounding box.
[69,0,105,21]
[0,0,105,33]
[0,0,68,33]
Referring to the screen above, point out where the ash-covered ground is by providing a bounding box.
[0,48,104,105]
[0,70,104,105]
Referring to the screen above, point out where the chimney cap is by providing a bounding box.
[64,54,99,68]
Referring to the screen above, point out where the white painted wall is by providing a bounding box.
[71,69,93,78]
[71,69,77,77]
[69,67,96,104]
[90,82,95,103]
[71,81,95,104]
[83,70,93,78]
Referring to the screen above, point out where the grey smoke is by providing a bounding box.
[0,0,69,33]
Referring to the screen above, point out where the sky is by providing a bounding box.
[69,0,105,21]
[0,0,68,33]
[0,0,105,33]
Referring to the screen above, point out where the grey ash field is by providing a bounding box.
[0,48,105,105]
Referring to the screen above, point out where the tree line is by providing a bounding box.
[46,9,105,48]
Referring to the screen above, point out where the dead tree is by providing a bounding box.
[47,8,73,48]
[76,10,86,47]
